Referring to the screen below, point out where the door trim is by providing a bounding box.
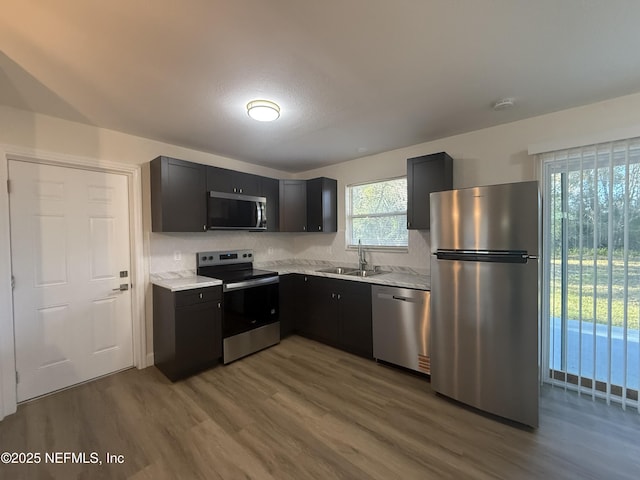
[0,144,147,420]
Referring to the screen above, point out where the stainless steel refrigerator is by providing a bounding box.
[430,181,539,427]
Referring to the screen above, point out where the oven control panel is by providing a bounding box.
[197,249,253,267]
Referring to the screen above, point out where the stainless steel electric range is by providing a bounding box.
[196,249,279,364]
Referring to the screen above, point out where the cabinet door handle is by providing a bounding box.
[337,293,341,300]
[217,302,221,308]
[331,293,336,299]
[303,226,306,231]
[233,187,237,193]
[239,188,243,193]
[199,293,203,299]
[407,221,411,228]
[203,224,207,231]
[318,226,322,231]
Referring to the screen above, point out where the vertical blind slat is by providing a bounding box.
[562,155,569,392]
[606,144,615,405]
[592,149,599,402]
[622,144,630,410]
[543,137,640,411]
[578,150,585,396]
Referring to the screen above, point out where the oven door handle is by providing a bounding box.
[224,275,280,292]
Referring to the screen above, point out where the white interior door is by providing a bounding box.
[9,160,133,401]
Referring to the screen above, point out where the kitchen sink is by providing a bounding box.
[345,269,388,277]
[315,267,359,275]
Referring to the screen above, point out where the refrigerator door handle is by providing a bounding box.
[435,250,529,263]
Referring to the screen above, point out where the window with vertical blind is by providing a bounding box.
[541,138,640,410]
[346,177,408,248]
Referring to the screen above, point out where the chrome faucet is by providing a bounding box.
[358,239,367,272]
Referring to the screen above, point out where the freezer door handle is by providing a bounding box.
[435,250,529,263]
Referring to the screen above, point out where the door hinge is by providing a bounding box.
[6,179,10,194]
[16,371,19,384]
[11,275,15,290]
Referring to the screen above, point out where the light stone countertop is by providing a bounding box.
[150,271,223,292]
[258,260,430,291]
[150,260,429,291]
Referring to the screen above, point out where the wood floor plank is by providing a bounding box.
[1,335,640,479]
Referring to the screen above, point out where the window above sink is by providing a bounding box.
[346,176,408,250]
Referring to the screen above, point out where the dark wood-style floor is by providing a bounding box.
[1,335,639,479]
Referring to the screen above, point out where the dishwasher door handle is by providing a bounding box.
[377,292,421,304]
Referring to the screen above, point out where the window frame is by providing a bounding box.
[345,175,409,252]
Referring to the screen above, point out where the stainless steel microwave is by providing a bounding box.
[207,191,267,230]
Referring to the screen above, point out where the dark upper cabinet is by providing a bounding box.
[150,155,336,233]
[279,177,337,232]
[206,165,261,196]
[407,152,453,230]
[260,176,280,232]
[306,177,337,233]
[153,285,222,381]
[150,156,207,232]
[279,180,307,232]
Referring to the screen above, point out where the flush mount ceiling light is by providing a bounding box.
[247,99,280,122]
[492,98,515,111]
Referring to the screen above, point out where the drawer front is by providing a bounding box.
[175,286,221,307]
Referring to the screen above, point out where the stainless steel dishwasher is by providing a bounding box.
[371,285,430,374]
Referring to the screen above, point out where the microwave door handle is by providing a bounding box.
[260,202,267,227]
[255,201,262,228]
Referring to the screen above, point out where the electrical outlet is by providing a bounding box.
[173,250,181,261]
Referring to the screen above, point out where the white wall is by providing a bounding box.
[4,91,640,419]
[0,106,290,177]
[0,106,294,419]
[294,91,640,272]
[149,232,295,273]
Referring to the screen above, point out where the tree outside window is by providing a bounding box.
[347,177,408,248]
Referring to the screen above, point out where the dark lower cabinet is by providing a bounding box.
[305,276,339,343]
[336,280,372,358]
[153,285,222,381]
[279,274,302,337]
[290,275,373,358]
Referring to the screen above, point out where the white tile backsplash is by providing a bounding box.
[293,229,431,272]
[149,229,431,275]
[148,231,296,274]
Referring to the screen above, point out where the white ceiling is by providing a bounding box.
[2,1,640,172]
